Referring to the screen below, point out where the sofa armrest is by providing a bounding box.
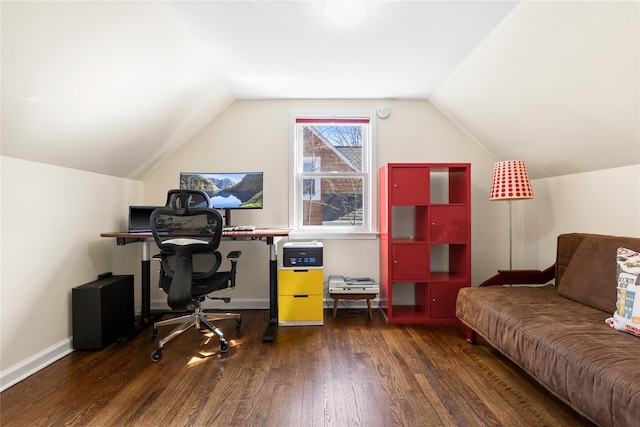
[479,265,555,287]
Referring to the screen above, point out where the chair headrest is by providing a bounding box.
[165,189,211,215]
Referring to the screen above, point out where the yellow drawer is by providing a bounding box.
[278,268,323,295]
[278,294,324,325]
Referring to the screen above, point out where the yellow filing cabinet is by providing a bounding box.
[278,267,324,326]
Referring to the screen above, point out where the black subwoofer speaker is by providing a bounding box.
[72,274,134,350]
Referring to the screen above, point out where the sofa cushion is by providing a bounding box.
[607,247,640,337]
[555,233,587,286]
[557,234,640,313]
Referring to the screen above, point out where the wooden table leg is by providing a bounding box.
[331,293,376,321]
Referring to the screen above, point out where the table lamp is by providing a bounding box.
[490,160,534,269]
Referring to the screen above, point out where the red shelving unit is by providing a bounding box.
[379,163,471,323]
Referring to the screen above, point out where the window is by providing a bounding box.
[290,111,376,238]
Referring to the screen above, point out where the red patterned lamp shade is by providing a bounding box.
[490,160,534,201]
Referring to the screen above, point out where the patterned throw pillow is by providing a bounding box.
[606,247,640,337]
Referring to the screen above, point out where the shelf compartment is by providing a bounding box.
[391,244,429,281]
[430,166,470,204]
[391,166,430,205]
[387,306,429,323]
[391,205,429,241]
[430,244,470,280]
[387,281,429,322]
[429,282,468,319]
[429,205,468,243]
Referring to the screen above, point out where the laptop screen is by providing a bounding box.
[128,206,161,232]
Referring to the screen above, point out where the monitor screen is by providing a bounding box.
[179,172,263,209]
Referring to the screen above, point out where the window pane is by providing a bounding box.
[303,125,363,173]
[303,178,319,200]
[303,157,321,200]
[300,177,364,227]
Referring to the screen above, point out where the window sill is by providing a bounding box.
[288,231,378,240]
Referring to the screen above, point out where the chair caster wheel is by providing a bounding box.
[220,339,229,353]
[151,349,163,362]
[151,328,158,340]
[236,318,242,329]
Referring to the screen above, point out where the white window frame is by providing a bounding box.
[289,110,377,239]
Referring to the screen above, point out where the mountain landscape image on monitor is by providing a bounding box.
[180,172,263,209]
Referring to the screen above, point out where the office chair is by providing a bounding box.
[149,189,241,362]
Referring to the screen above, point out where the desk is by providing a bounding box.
[101,228,290,342]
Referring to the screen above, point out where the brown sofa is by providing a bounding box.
[456,233,640,427]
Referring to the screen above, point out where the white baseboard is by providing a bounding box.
[1,338,73,392]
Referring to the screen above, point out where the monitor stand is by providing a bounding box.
[223,208,231,227]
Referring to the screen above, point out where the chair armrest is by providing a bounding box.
[479,265,555,287]
[227,251,242,289]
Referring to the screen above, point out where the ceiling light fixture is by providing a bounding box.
[324,0,366,28]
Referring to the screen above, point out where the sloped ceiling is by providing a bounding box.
[1,1,235,179]
[429,0,640,179]
[1,1,638,180]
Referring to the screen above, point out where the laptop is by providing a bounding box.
[128,206,162,233]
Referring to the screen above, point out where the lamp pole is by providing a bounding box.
[508,199,513,270]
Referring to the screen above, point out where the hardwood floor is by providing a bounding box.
[1,309,593,426]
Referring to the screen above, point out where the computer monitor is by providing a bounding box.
[180,172,263,225]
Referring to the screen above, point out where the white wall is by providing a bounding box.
[0,156,143,389]
[144,99,506,309]
[522,165,640,269]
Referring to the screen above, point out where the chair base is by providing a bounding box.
[150,307,241,362]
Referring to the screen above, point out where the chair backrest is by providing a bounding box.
[150,190,225,310]
[151,190,223,251]
[150,208,224,251]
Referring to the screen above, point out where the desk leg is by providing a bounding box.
[262,236,278,342]
[116,240,161,342]
[141,240,152,324]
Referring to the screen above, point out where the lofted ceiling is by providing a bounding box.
[429,0,640,179]
[1,1,638,180]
